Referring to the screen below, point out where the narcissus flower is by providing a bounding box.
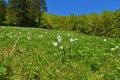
[104,39,107,42]
[60,46,63,49]
[27,36,31,40]
[53,42,58,47]
[57,35,62,42]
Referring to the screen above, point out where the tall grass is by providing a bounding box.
[0,26,120,80]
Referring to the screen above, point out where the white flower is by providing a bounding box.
[60,46,63,49]
[27,36,31,40]
[111,48,115,51]
[70,38,74,42]
[57,35,62,42]
[69,38,78,42]
[58,38,61,42]
[74,38,79,41]
[104,39,107,42]
[57,35,61,39]
[53,42,58,47]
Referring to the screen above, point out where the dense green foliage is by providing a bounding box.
[0,26,120,80]
[0,0,6,25]
[8,0,32,26]
[43,10,120,37]
[1,0,47,27]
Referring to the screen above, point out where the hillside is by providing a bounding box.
[0,26,120,80]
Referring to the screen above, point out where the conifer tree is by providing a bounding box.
[31,0,47,27]
[9,0,31,27]
[8,0,47,27]
[0,0,6,25]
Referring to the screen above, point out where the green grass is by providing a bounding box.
[0,26,120,80]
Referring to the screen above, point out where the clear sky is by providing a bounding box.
[46,0,120,16]
[5,0,120,16]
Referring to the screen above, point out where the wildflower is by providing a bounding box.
[57,38,61,42]
[57,35,61,39]
[70,38,74,42]
[74,38,79,41]
[27,36,31,40]
[111,48,115,51]
[104,39,107,42]
[53,42,58,47]
[57,35,62,42]
[60,46,63,50]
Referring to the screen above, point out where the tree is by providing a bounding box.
[31,0,47,27]
[99,11,113,36]
[111,10,120,37]
[8,0,32,27]
[87,13,99,35]
[65,14,77,30]
[7,0,47,27]
[112,10,120,28]
[0,0,6,25]
[76,15,88,33]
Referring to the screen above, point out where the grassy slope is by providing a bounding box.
[0,26,120,80]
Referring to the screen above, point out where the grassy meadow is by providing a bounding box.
[0,26,120,80]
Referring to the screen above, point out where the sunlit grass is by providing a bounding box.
[0,26,120,80]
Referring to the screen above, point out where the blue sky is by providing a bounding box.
[46,0,120,16]
[5,0,120,16]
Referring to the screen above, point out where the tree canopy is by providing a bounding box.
[4,0,47,27]
[0,0,6,25]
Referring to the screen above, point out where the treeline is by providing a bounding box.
[0,0,120,37]
[0,0,47,27]
[42,10,120,37]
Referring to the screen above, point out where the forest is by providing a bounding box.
[0,0,120,37]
